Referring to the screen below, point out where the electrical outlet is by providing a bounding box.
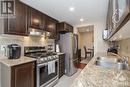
[1,45,6,51]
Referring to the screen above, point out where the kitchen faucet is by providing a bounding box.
[121,56,129,69]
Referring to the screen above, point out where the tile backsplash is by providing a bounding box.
[118,38,130,57]
[0,34,55,58]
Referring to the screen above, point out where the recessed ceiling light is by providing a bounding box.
[80,18,84,22]
[69,7,75,11]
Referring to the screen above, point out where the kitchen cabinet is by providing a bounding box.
[57,22,73,33]
[11,62,35,87]
[4,0,59,37]
[28,7,43,30]
[4,0,28,36]
[1,61,36,87]
[45,16,59,39]
[106,0,130,40]
[58,54,65,78]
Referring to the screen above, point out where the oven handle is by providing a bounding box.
[37,62,48,68]
[37,59,59,68]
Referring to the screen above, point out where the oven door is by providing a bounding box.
[37,59,59,87]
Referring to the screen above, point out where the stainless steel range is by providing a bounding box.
[24,46,59,87]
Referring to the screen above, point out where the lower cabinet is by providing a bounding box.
[1,62,36,87]
[59,54,65,78]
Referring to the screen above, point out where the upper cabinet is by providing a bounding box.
[106,0,130,40]
[57,22,73,33]
[28,7,43,30]
[45,16,59,39]
[4,0,28,36]
[4,0,59,39]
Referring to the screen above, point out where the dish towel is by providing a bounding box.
[48,60,56,75]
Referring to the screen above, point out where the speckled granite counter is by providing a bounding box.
[71,53,130,87]
[0,56,36,67]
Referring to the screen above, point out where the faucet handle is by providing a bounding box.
[124,56,129,60]
[122,56,129,64]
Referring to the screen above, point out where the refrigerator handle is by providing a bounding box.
[74,36,77,54]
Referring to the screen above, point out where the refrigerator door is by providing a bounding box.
[73,35,78,59]
[59,33,77,76]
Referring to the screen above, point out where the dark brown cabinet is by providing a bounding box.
[1,61,36,87]
[59,54,65,78]
[45,16,59,39]
[11,62,35,87]
[4,0,28,36]
[4,0,59,38]
[28,7,43,30]
[57,22,73,33]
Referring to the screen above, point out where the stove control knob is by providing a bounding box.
[49,57,52,60]
[54,56,56,59]
[44,58,47,61]
[41,58,44,61]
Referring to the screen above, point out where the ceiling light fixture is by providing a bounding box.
[69,7,75,11]
[80,18,84,22]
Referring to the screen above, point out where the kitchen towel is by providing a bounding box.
[48,60,56,74]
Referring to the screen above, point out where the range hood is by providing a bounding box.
[29,28,51,38]
[29,28,45,36]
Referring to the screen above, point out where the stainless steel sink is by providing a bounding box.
[95,57,128,70]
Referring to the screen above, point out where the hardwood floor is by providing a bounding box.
[75,63,87,69]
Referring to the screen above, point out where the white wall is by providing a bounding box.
[74,21,109,54]
[79,32,94,57]
[118,38,130,57]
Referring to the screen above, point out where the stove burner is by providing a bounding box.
[24,46,58,64]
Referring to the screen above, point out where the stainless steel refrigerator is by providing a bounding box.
[59,33,78,76]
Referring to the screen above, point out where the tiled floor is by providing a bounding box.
[54,69,82,87]
[54,59,91,87]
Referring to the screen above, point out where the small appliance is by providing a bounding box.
[107,47,118,54]
[7,44,21,59]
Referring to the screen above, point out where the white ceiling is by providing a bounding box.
[21,0,109,26]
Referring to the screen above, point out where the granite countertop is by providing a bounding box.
[71,53,130,87]
[0,56,36,67]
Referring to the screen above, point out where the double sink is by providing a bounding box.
[95,57,129,70]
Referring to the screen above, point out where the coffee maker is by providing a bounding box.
[7,44,21,59]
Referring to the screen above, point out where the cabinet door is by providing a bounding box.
[46,17,58,39]
[29,7,43,29]
[57,22,73,33]
[59,54,65,78]
[112,0,130,30]
[68,25,73,33]
[106,0,113,36]
[42,14,46,30]
[11,62,35,87]
[4,0,28,36]
[117,0,130,27]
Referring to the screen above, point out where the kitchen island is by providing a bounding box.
[71,53,130,87]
